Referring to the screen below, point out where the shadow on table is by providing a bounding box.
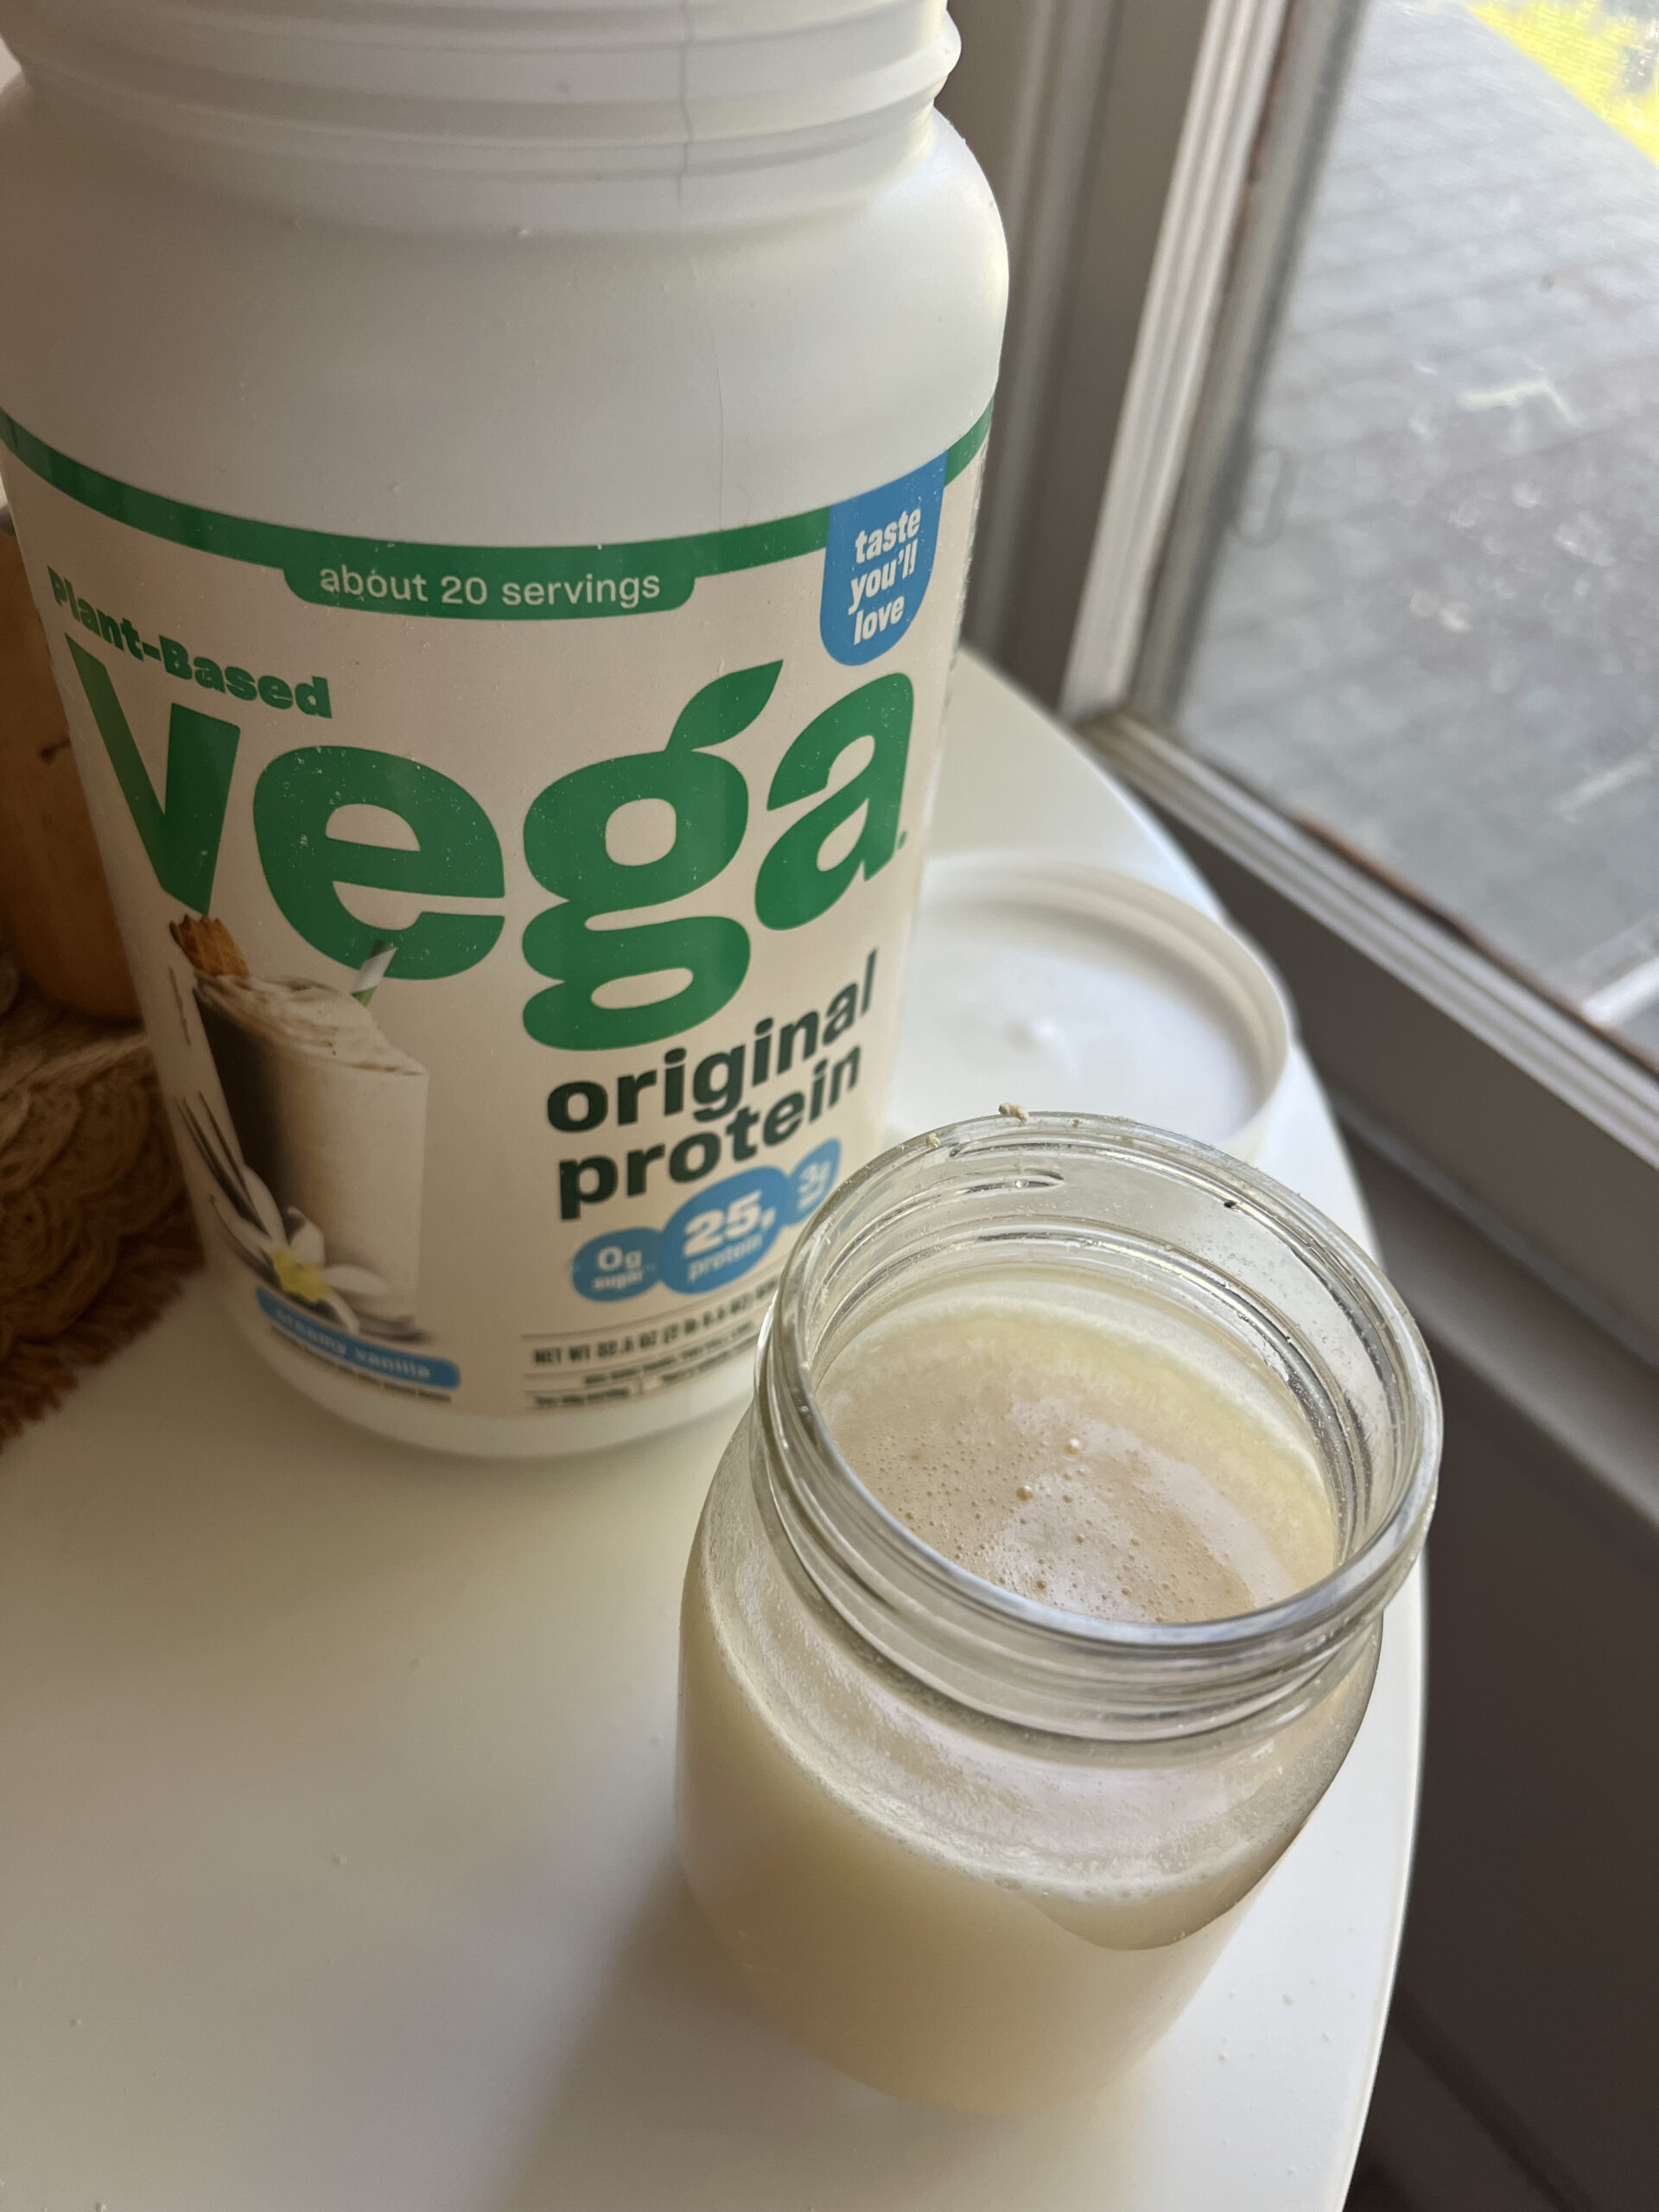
[491,1864,1140,2212]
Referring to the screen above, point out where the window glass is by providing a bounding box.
[1173,0,1659,1075]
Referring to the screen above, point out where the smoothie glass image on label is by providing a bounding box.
[0,413,990,1449]
[677,1116,1440,2112]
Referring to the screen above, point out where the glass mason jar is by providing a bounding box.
[677,1114,1440,2113]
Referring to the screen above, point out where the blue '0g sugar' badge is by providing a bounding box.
[820,453,945,666]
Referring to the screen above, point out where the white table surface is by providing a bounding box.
[0,649,1421,2212]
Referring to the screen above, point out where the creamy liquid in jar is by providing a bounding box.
[678,1275,1362,2111]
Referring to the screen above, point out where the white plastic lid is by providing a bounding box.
[889,852,1294,1160]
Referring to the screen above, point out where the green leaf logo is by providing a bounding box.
[669,661,783,753]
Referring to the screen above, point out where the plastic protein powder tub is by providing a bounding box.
[0,1,1007,1454]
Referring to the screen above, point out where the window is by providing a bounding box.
[1169,0,1659,1076]
[950,0,1659,1357]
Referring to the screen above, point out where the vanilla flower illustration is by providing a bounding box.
[222,1180,389,1332]
[176,1095,389,1332]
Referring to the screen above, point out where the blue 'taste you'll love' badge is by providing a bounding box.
[819,451,946,665]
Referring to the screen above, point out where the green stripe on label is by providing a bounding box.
[0,400,993,622]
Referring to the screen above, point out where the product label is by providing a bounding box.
[0,407,988,1419]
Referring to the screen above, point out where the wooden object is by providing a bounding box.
[0,522,138,1019]
[0,948,200,1445]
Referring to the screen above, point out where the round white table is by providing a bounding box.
[0,650,1421,2212]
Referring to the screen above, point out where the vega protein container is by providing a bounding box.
[0,1,1007,1453]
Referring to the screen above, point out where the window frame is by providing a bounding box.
[967,0,1659,1363]
[1093,713,1659,1359]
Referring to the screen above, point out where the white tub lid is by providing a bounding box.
[888,852,1294,1160]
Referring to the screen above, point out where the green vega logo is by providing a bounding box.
[68,646,912,1051]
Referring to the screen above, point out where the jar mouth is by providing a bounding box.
[758,1115,1440,1738]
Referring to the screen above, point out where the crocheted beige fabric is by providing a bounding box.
[0,948,200,1446]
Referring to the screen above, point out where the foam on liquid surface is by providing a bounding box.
[817,1281,1336,1624]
